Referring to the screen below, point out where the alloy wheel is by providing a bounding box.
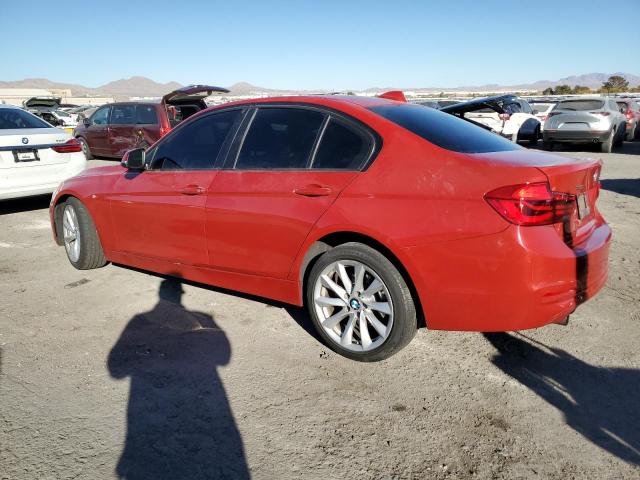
[313,260,394,352]
[63,204,81,262]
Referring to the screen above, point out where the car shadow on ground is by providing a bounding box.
[107,277,251,479]
[0,194,51,215]
[484,332,640,466]
[600,178,640,198]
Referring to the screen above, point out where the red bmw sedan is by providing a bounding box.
[50,95,611,361]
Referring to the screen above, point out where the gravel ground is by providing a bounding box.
[1,143,639,480]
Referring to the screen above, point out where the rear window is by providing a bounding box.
[554,100,604,111]
[0,108,50,129]
[530,103,554,113]
[368,104,520,153]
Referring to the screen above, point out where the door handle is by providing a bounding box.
[179,184,206,195]
[293,184,332,197]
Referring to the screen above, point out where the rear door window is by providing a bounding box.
[136,105,158,125]
[312,118,372,170]
[150,109,242,170]
[369,104,520,153]
[235,108,325,169]
[110,105,135,125]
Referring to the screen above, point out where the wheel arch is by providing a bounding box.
[297,231,426,328]
[52,194,75,245]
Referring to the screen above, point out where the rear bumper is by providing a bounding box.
[543,129,610,143]
[404,222,611,331]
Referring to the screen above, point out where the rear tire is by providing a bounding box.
[78,137,94,160]
[529,126,540,147]
[61,198,107,270]
[601,129,614,153]
[614,125,624,147]
[306,242,417,362]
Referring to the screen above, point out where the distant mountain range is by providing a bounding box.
[1,73,638,97]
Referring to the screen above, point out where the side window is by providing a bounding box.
[235,108,325,169]
[520,101,533,114]
[136,105,158,125]
[150,109,241,170]
[91,106,110,125]
[504,103,522,114]
[312,118,372,170]
[110,105,135,125]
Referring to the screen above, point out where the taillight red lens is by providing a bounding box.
[52,138,82,153]
[625,110,633,119]
[485,182,576,226]
[499,113,510,121]
[159,125,171,137]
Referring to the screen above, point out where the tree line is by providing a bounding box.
[542,75,640,95]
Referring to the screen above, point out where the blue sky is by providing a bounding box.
[1,0,638,90]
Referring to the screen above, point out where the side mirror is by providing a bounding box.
[122,148,146,170]
[82,117,90,127]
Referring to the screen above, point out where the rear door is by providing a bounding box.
[205,106,375,278]
[83,105,111,155]
[134,104,162,147]
[108,104,137,157]
[109,108,243,265]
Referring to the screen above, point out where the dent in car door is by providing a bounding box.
[108,104,138,157]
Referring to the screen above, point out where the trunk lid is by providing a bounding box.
[23,96,61,109]
[472,149,602,245]
[161,84,229,105]
[0,128,72,169]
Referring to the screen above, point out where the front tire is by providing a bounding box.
[78,137,94,160]
[306,242,416,362]
[62,198,107,270]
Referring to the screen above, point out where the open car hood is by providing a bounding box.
[441,95,518,115]
[162,85,230,105]
[23,96,61,109]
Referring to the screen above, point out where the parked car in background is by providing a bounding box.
[74,85,228,159]
[40,109,78,134]
[441,95,541,145]
[615,98,640,140]
[543,97,627,152]
[22,96,77,133]
[529,102,556,131]
[0,105,85,200]
[50,95,610,361]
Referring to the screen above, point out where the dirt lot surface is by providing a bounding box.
[1,143,639,480]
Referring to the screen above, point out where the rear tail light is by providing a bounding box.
[499,113,510,121]
[52,138,82,153]
[485,182,576,226]
[589,111,610,116]
[159,125,171,137]
[625,110,633,120]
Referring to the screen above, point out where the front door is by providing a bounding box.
[84,105,111,155]
[109,108,244,266]
[206,107,373,279]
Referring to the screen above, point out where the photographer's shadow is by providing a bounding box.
[484,332,640,465]
[108,279,250,479]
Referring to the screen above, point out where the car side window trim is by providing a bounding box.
[145,107,247,171]
[224,103,381,172]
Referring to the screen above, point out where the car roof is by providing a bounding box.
[205,94,398,112]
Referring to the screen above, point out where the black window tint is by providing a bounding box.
[313,119,371,169]
[136,105,158,124]
[0,108,50,129]
[91,106,109,125]
[236,108,325,169]
[369,104,521,153]
[151,110,241,170]
[110,105,135,125]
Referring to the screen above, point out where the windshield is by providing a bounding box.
[554,100,604,111]
[0,108,50,129]
[369,103,520,153]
